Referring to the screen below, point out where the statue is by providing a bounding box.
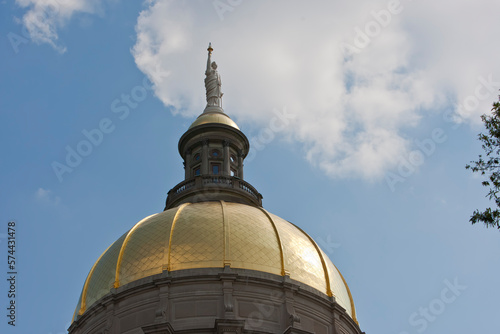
[205,43,223,108]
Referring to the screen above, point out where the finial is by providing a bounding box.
[207,42,213,54]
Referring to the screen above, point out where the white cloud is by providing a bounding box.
[35,187,61,206]
[132,0,500,180]
[16,0,500,180]
[15,0,105,52]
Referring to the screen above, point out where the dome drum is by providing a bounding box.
[178,123,250,161]
[178,122,249,180]
[69,267,361,334]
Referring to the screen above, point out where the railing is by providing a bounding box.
[238,181,261,200]
[173,179,195,194]
[166,175,262,205]
[202,175,233,186]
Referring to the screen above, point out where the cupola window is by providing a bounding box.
[212,164,220,175]
[211,149,221,158]
[194,153,201,162]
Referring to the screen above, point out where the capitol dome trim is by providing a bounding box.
[257,206,286,276]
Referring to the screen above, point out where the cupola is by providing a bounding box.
[165,43,262,209]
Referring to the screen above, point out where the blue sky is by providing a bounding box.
[1,1,500,333]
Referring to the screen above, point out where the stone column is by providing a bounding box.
[237,150,243,179]
[155,285,170,323]
[202,139,209,175]
[185,149,192,179]
[223,140,230,176]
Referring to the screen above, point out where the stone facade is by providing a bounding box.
[69,267,363,334]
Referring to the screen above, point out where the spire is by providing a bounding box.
[163,44,262,210]
[204,43,224,113]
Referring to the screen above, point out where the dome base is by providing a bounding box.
[69,267,362,334]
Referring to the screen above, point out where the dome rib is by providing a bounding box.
[114,214,158,288]
[288,222,333,298]
[259,208,286,276]
[220,201,230,266]
[73,243,112,320]
[335,264,358,324]
[167,203,190,271]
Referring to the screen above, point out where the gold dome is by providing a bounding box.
[73,201,356,322]
[189,111,239,129]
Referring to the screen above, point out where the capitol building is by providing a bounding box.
[68,45,365,334]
